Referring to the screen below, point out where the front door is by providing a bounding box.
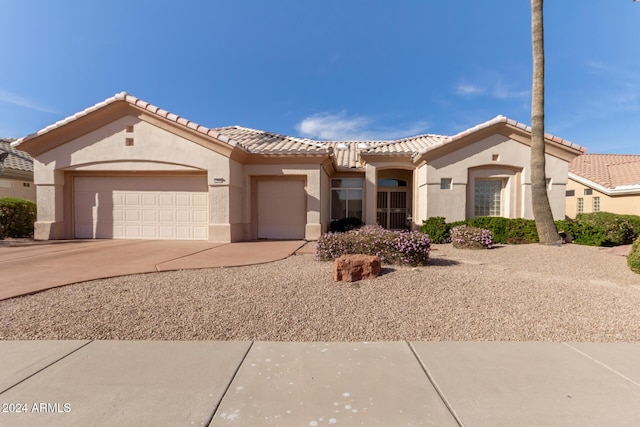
[377,189,408,229]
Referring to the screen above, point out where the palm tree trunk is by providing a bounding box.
[531,0,560,245]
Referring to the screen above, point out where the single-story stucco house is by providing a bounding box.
[567,154,640,218]
[12,92,585,242]
[0,138,36,201]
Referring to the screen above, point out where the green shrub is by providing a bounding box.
[315,225,431,266]
[418,213,638,248]
[619,214,640,237]
[329,217,364,233]
[570,213,636,247]
[452,217,539,244]
[628,238,640,274]
[0,198,36,238]
[505,218,539,244]
[466,217,510,243]
[450,225,493,249]
[420,217,451,244]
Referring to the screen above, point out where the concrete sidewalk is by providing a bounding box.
[1,341,640,426]
[0,240,305,300]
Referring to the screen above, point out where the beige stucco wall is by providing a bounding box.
[417,134,569,224]
[0,177,36,201]
[243,164,323,240]
[566,178,640,218]
[32,116,243,241]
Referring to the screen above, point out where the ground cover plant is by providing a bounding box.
[450,224,493,249]
[315,224,430,266]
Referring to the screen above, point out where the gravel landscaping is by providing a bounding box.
[1,243,640,342]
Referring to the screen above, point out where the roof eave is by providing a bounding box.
[568,172,640,196]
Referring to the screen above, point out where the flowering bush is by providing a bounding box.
[450,225,493,249]
[314,225,430,266]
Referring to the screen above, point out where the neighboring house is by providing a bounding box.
[567,154,640,218]
[0,138,36,201]
[12,92,585,242]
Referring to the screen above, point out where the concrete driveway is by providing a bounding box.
[0,239,306,300]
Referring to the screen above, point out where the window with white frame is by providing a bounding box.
[440,178,452,190]
[331,178,363,221]
[593,197,600,212]
[577,197,584,214]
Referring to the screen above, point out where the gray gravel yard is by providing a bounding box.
[1,243,639,342]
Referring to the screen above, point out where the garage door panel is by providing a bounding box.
[74,176,209,240]
[257,180,305,240]
[193,210,208,222]
[193,194,208,206]
[158,194,174,206]
[159,225,174,239]
[142,225,158,239]
[158,210,174,222]
[142,210,157,221]
[142,193,157,205]
[125,193,140,205]
[176,210,191,222]
[176,194,191,206]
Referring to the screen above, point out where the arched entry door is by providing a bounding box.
[377,178,409,230]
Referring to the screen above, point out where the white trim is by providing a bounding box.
[568,172,640,196]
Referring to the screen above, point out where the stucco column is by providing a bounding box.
[305,168,322,239]
[365,163,377,225]
[33,183,66,239]
[33,166,66,240]
[208,185,233,243]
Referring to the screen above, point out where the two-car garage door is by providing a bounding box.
[74,176,208,240]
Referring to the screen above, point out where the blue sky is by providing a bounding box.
[1,1,638,153]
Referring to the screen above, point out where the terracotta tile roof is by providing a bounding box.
[1,138,33,173]
[361,134,449,156]
[212,126,331,155]
[569,154,640,189]
[12,92,251,151]
[415,115,587,157]
[12,93,586,172]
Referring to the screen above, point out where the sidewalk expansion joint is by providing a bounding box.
[206,340,254,426]
[0,340,94,395]
[407,342,464,427]
[563,342,640,389]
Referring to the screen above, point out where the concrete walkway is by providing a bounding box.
[1,340,640,426]
[0,240,306,300]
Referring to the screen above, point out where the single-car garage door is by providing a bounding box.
[74,175,209,240]
[257,179,305,239]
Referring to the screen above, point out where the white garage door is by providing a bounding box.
[74,176,209,240]
[257,180,305,239]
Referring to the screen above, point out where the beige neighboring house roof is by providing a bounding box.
[12,92,586,171]
[1,138,33,180]
[569,154,640,195]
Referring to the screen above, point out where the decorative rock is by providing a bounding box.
[333,254,381,282]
